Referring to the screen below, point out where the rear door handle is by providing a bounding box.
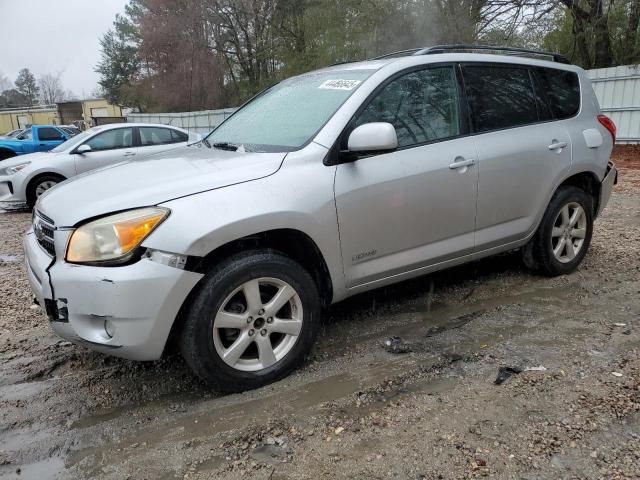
[548,141,568,150]
[449,158,476,169]
[123,151,136,157]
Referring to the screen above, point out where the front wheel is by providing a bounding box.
[27,174,64,208]
[523,186,594,276]
[180,251,321,392]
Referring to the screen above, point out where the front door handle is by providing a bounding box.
[449,158,476,169]
[123,151,136,157]
[548,141,568,151]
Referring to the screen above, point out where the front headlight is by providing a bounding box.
[0,162,30,175]
[65,207,169,264]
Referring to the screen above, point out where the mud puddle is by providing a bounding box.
[63,279,586,478]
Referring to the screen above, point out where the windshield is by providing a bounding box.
[206,69,375,152]
[51,129,95,152]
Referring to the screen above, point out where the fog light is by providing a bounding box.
[104,318,115,338]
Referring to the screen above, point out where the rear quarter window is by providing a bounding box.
[535,68,580,119]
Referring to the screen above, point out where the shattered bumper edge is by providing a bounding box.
[597,161,617,218]
[24,231,204,361]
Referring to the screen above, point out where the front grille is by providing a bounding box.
[34,210,56,257]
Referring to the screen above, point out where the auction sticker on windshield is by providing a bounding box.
[318,79,362,90]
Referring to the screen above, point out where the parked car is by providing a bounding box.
[2,128,26,138]
[0,125,70,160]
[59,125,82,136]
[24,46,617,392]
[0,123,198,207]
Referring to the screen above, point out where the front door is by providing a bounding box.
[74,127,137,174]
[334,65,478,288]
[35,126,66,152]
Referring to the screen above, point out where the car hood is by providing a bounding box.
[1,151,63,168]
[37,145,287,227]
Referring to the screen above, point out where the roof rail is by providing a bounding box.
[371,48,423,60]
[372,44,571,64]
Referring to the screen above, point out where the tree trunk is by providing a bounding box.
[592,0,613,67]
[622,0,640,64]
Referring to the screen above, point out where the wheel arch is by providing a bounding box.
[26,172,67,204]
[164,228,334,355]
[193,228,333,307]
[557,170,601,216]
[0,147,17,160]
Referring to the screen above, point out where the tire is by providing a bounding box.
[523,186,593,276]
[180,250,321,392]
[26,174,64,208]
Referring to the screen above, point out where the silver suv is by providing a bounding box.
[24,46,617,391]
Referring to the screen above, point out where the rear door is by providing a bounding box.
[137,127,188,158]
[74,127,137,174]
[35,127,67,152]
[462,63,572,250]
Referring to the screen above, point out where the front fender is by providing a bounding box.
[145,146,347,301]
[0,142,21,154]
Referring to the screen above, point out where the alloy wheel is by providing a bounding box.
[213,277,303,372]
[35,180,58,197]
[551,202,587,263]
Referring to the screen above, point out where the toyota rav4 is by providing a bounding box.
[24,46,617,391]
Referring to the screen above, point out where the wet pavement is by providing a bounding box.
[1,153,639,479]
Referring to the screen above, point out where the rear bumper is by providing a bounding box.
[597,161,617,217]
[24,232,203,361]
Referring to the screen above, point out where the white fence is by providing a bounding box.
[127,65,640,144]
[126,108,237,135]
[588,65,640,144]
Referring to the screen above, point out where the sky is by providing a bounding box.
[0,0,129,98]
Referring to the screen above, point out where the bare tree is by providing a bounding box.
[0,71,11,93]
[38,72,67,105]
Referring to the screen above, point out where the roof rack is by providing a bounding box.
[372,44,571,64]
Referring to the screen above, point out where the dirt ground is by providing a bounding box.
[1,150,639,480]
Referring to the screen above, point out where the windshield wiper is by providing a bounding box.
[201,138,211,148]
[212,142,238,151]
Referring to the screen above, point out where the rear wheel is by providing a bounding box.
[26,174,65,208]
[523,186,593,276]
[180,251,321,392]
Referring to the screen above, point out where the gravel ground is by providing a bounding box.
[0,150,639,480]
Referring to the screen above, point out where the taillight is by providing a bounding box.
[597,114,616,142]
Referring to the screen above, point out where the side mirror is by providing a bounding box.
[347,122,398,153]
[76,144,92,154]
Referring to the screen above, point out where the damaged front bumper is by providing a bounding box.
[24,231,203,361]
[597,161,617,217]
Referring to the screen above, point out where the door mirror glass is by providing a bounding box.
[76,144,92,154]
[347,122,398,153]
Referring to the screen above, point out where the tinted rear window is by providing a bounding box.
[536,68,580,119]
[462,65,539,133]
[171,129,188,142]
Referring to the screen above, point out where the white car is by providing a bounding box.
[0,123,200,207]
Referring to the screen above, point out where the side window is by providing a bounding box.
[85,128,134,151]
[38,127,64,141]
[171,129,188,142]
[462,65,539,133]
[354,66,460,148]
[536,68,580,119]
[140,127,175,146]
